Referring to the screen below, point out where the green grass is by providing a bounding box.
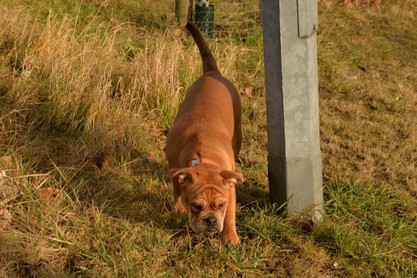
[1,0,417,277]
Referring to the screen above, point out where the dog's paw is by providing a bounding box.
[222,232,240,245]
[174,202,186,214]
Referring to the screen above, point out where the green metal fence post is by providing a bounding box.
[195,1,214,38]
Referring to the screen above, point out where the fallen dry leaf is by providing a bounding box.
[0,208,12,230]
[0,208,11,221]
[0,156,13,168]
[38,187,61,199]
[333,261,340,269]
[1,171,19,202]
[344,0,359,9]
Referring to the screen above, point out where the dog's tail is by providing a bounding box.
[186,22,219,73]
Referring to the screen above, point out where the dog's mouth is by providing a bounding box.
[191,215,223,235]
[191,224,222,234]
[204,228,220,235]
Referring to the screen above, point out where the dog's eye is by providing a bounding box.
[218,204,225,210]
[191,204,203,212]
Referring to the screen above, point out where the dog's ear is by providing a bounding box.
[169,168,197,185]
[220,170,244,188]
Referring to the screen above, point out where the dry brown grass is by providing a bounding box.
[0,0,416,277]
[318,0,417,195]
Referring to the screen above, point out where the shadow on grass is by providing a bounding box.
[2,92,270,238]
[71,141,271,229]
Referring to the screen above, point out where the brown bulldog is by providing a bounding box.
[165,22,243,245]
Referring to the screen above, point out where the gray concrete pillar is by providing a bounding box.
[262,0,323,220]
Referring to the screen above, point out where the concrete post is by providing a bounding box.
[261,0,323,219]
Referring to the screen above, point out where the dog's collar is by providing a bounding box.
[189,157,220,168]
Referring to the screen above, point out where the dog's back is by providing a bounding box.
[165,23,242,171]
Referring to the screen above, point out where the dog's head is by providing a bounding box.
[169,165,243,235]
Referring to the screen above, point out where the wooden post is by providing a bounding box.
[261,0,323,220]
[175,0,190,25]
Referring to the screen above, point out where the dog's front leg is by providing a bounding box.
[221,186,239,245]
[172,179,186,214]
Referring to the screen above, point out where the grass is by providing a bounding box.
[1,0,416,277]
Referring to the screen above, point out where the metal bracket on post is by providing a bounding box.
[262,0,323,221]
[296,0,318,38]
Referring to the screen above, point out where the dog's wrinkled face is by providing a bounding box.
[185,183,229,234]
[170,165,243,235]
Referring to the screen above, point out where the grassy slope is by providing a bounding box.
[0,0,416,277]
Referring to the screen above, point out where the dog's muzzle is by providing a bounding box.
[192,213,223,235]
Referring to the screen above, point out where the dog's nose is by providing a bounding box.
[204,216,217,226]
